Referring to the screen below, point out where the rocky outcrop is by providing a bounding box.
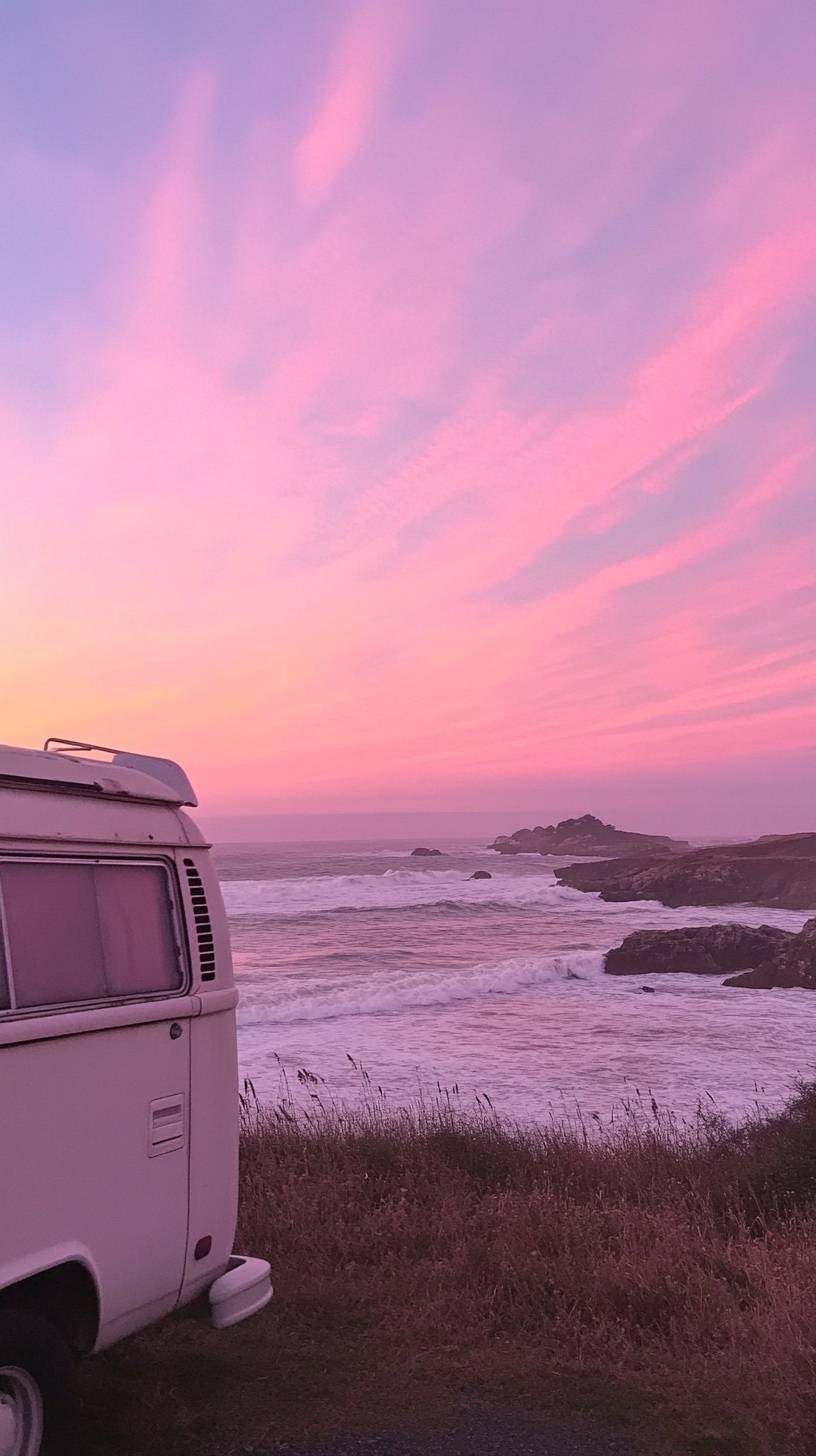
[411,847,444,857]
[490,814,687,858]
[725,919,816,989]
[469,870,492,880]
[605,923,794,976]
[556,834,816,911]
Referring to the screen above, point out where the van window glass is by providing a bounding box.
[1,863,107,1005]
[0,861,183,1009]
[94,864,181,996]
[0,923,9,1010]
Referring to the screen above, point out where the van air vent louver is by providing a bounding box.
[183,858,216,981]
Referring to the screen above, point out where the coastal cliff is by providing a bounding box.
[604,923,794,976]
[556,832,816,910]
[603,917,816,990]
[490,813,688,857]
[725,918,816,989]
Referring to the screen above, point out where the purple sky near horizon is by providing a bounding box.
[1,1,815,827]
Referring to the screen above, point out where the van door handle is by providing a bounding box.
[148,1094,186,1156]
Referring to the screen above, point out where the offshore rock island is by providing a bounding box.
[489,813,688,857]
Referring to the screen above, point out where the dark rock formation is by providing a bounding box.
[556,833,816,911]
[605,923,794,976]
[411,847,444,857]
[725,919,816,989]
[489,814,687,858]
[469,870,492,880]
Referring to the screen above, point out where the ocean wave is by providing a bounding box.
[221,868,590,919]
[237,948,607,1026]
[365,847,498,859]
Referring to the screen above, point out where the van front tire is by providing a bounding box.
[0,1312,75,1456]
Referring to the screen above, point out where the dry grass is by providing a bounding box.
[79,1078,816,1456]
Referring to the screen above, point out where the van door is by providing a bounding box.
[0,858,193,1341]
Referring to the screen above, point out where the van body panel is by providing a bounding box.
[176,850,242,1298]
[182,1004,240,1298]
[93,1292,182,1350]
[0,994,200,1046]
[198,988,240,1015]
[174,848,234,990]
[0,1017,192,1341]
[0,786,204,849]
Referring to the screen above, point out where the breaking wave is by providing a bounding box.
[221,867,591,919]
[237,949,607,1026]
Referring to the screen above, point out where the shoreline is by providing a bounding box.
[225,839,816,1135]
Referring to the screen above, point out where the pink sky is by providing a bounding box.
[2,1,815,829]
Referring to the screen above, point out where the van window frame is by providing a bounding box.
[0,853,191,1019]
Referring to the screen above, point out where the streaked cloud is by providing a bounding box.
[1,0,815,819]
[294,2,411,202]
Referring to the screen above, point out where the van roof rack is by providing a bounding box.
[41,738,198,807]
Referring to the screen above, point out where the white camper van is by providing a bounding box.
[0,739,272,1456]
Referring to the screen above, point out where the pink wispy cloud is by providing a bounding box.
[2,1,816,812]
[294,3,410,203]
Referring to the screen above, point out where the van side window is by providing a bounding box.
[0,926,9,1010]
[0,861,183,1010]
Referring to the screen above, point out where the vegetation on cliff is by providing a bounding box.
[79,1080,816,1456]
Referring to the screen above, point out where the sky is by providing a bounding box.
[1,0,815,833]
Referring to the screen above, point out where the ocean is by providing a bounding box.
[214,839,816,1126]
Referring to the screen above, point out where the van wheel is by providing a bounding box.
[0,1313,75,1456]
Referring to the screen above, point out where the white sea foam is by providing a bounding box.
[237,948,607,1026]
[222,867,593,918]
[225,844,816,1121]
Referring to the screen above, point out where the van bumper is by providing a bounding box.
[209,1255,273,1329]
